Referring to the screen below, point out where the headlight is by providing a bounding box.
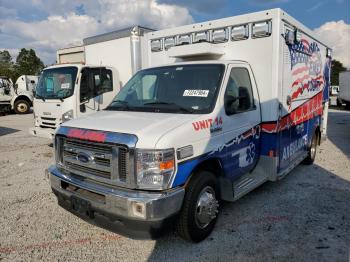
[62,110,73,122]
[136,149,175,190]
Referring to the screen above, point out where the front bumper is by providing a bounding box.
[30,126,56,140]
[47,166,185,239]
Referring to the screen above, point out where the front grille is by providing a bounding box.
[41,117,56,121]
[61,137,129,183]
[40,116,58,128]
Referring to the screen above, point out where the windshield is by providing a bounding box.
[106,64,225,114]
[35,67,78,99]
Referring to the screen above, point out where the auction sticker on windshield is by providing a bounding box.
[61,83,70,89]
[183,90,209,97]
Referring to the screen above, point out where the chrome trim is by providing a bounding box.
[55,126,138,189]
[48,166,185,221]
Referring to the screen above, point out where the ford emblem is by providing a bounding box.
[76,152,94,163]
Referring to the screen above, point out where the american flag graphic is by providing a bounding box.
[289,39,324,100]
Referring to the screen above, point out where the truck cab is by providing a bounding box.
[0,76,34,114]
[30,64,120,139]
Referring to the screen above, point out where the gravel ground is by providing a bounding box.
[0,108,349,262]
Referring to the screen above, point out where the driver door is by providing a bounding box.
[221,64,261,181]
[78,68,96,116]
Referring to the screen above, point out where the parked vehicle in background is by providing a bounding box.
[0,75,35,114]
[30,26,154,139]
[330,85,339,96]
[47,9,332,242]
[338,71,350,109]
[15,75,38,94]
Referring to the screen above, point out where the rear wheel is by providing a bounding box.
[14,100,30,114]
[303,131,318,165]
[176,171,219,242]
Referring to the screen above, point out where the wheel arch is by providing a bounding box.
[11,95,32,108]
[182,157,234,202]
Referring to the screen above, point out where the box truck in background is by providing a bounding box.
[338,71,350,110]
[30,26,154,139]
[47,9,332,242]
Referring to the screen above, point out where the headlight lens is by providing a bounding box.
[62,110,73,122]
[136,149,175,190]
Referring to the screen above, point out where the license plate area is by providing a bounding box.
[70,195,94,218]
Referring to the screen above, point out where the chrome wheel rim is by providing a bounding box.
[195,186,219,229]
[17,103,28,113]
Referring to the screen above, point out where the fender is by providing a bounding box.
[10,91,33,109]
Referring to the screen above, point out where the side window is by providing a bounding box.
[93,69,113,96]
[224,67,254,115]
[80,69,92,102]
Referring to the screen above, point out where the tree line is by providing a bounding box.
[0,48,44,83]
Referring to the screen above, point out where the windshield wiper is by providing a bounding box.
[106,100,130,110]
[143,101,193,113]
[35,94,45,102]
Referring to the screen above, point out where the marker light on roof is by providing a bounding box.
[212,28,229,43]
[231,24,249,41]
[295,29,302,43]
[164,37,176,50]
[151,39,162,52]
[285,29,295,45]
[177,34,191,45]
[252,20,272,38]
[193,31,209,43]
[327,48,332,57]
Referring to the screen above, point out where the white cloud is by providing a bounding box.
[314,20,350,68]
[0,0,193,64]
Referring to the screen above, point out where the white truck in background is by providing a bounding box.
[0,75,37,114]
[15,75,38,94]
[338,71,350,110]
[47,9,331,242]
[30,26,154,139]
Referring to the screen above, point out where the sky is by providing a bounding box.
[0,0,349,67]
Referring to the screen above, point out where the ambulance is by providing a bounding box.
[47,9,331,242]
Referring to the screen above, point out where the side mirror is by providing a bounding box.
[224,96,238,115]
[80,103,86,113]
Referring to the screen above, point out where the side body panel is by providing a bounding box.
[339,71,350,103]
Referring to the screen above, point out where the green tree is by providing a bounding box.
[15,48,44,78]
[0,50,12,65]
[0,50,15,81]
[331,59,346,86]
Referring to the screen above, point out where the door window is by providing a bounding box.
[80,68,113,102]
[224,68,254,114]
[92,69,113,96]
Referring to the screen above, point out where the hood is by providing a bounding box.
[62,110,200,148]
[34,97,74,120]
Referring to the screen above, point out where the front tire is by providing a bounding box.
[176,171,219,242]
[303,131,318,165]
[14,100,30,114]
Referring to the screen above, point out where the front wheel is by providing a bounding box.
[176,171,219,242]
[14,100,30,114]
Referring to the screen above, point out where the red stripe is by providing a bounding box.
[261,92,323,133]
[292,66,309,76]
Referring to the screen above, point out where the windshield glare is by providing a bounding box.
[36,67,78,99]
[107,64,225,114]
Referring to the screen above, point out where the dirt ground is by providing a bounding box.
[0,108,349,262]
